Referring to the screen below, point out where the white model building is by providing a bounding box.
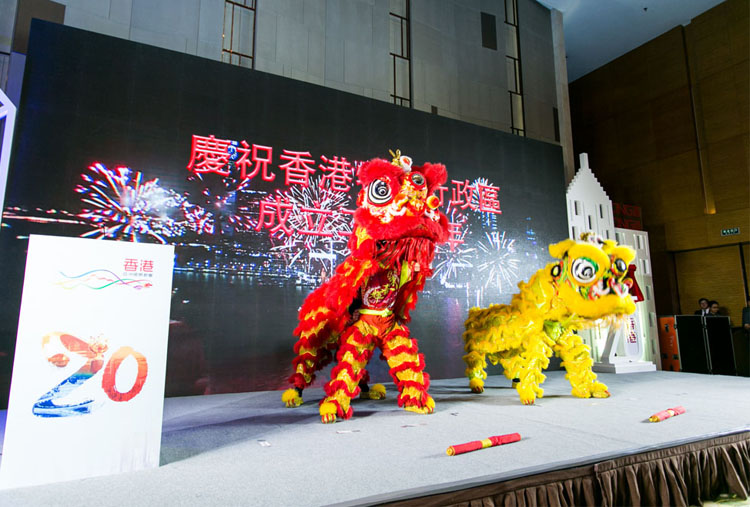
[565,153,659,372]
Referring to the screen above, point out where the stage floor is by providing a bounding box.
[1,370,749,506]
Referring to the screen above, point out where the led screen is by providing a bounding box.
[0,21,567,405]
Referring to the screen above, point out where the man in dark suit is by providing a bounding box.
[708,300,721,316]
[694,297,710,316]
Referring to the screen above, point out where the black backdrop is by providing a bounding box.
[0,20,567,406]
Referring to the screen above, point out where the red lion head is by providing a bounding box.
[348,154,450,264]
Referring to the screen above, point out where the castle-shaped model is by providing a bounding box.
[565,153,659,372]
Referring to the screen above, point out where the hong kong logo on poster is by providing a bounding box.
[0,235,174,490]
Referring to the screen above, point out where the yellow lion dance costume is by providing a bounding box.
[463,234,636,405]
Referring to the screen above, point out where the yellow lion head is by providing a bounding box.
[547,234,636,319]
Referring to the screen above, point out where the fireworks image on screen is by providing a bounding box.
[469,177,500,229]
[185,171,255,236]
[475,230,520,293]
[433,210,475,287]
[267,177,353,273]
[181,201,215,235]
[75,163,189,243]
[433,242,476,288]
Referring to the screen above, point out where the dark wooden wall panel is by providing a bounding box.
[570,0,749,318]
[676,246,745,323]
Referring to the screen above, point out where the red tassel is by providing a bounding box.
[383,343,420,358]
[335,343,372,364]
[388,360,422,376]
[626,264,645,302]
[324,380,360,398]
[289,373,308,390]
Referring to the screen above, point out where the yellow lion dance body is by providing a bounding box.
[463,234,636,405]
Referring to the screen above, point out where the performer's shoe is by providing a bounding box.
[360,383,386,400]
[469,378,484,393]
[282,387,303,408]
[320,401,338,423]
[404,395,435,414]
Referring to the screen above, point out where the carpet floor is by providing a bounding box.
[0,370,748,506]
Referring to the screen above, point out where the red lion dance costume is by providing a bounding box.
[282,152,450,423]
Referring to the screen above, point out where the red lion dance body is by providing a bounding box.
[282,153,450,423]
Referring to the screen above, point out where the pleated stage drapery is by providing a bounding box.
[384,431,750,507]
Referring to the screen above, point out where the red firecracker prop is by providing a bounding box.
[649,406,686,422]
[446,433,521,456]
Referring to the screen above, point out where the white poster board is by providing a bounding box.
[0,235,174,489]
[0,87,17,228]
